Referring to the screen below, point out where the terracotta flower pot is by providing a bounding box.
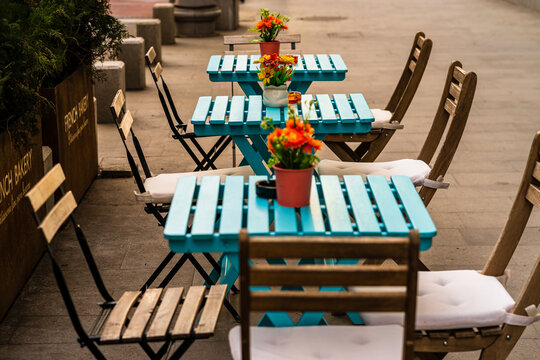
[274,164,314,207]
[263,84,288,107]
[259,41,280,56]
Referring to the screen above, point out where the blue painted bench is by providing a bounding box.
[206,54,348,96]
[191,94,374,175]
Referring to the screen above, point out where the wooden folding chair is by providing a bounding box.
[109,89,251,319]
[228,229,420,360]
[318,61,477,207]
[224,33,301,54]
[25,164,227,360]
[363,132,540,359]
[144,47,233,171]
[324,32,433,162]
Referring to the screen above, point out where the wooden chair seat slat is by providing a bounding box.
[250,291,407,313]
[122,288,163,342]
[454,328,478,338]
[39,191,77,243]
[146,287,184,341]
[249,265,408,286]
[526,184,540,207]
[100,291,141,343]
[170,286,206,339]
[427,330,451,339]
[194,285,227,337]
[533,161,540,181]
[26,164,65,212]
[479,326,503,336]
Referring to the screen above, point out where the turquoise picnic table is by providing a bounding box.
[206,54,348,96]
[191,93,374,175]
[163,174,437,327]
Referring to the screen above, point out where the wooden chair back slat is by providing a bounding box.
[38,191,77,243]
[417,35,425,47]
[408,60,416,72]
[26,163,65,212]
[417,61,477,205]
[484,132,540,277]
[249,265,408,286]
[100,291,141,343]
[224,34,301,51]
[533,161,540,182]
[526,184,540,207]
[449,82,461,100]
[247,236,411,259]
[146,287,184,340]
[122,288,163,342]
[194,285,228,336]
[145,47,156,64]
[444,98,457,115]
[249,291,407,313]
[119,110,134,141]
[170,286,205,338]
[110,89,125,120]
[412,47,421,60]
[453,66,466,83]
[153,62,163,79]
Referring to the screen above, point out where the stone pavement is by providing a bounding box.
[2,0,540,358]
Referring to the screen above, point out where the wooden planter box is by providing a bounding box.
[41,66,98,202]
[0,129,45,320]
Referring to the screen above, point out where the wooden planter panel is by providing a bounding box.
[42,67,98,202]
[0,130,44,320]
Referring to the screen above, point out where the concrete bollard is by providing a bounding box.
[153,3,176,44]
[215,0,239,30]
[119,37,146,90]
[94,61,126,124]
[120,19,162,62]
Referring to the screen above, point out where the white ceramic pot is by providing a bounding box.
[263,84,288,107]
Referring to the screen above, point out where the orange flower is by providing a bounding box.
[256,20,265,30]
[283,128,307,149]
[283,24,288,30]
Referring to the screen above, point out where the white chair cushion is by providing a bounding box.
[229,324,404,360]
[371,108,393,124]
[140,166,254,203]
[317,158,431,186]
[361,270,516,330]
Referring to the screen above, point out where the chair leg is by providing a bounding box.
[201,137,233,171]
[415,353,447,360]
[85,341,108,360]
[479,326,525,360]
[140,251,176,291]
[324,141,362,162]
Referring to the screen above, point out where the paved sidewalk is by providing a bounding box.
[1,0,540,359]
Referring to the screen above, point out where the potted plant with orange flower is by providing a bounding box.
[250,8,289,55]
[255,53,297,107]
[261,103,322,207]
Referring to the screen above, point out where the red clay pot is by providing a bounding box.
[274,164,314,207]
[259,41,280,56]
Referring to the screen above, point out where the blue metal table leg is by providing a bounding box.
[238,82,263,96]
[289,81,312,94]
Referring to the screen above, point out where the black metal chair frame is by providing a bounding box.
[144,50,233,171]
[109,97,240,321]
[27,177,210,360]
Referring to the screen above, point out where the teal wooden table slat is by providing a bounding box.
[391,175,437,238]
[293,54,306,73]
[299,178,326,235]
[221,54,235,73]
[235,55,248,73]
[191,176,220,238]
[303,54,319,72]
[367,175,409,235]
[350,93,374,122]
[163,177,197,240]
[301,94,319,122]
[333,94,356,123]
[319,175,354,235]
[316,94,337,123]
[316,54,333,73]
[247,176,270,235]
[207,55,222,74]
[343,175,381,235]
[274,204,298,235]
[219,177,245,239]
[249,54,260,72]
[246,95,262,125]
[209,96,229,124]
[228,96,245,126]
[191,96,212,125]
[329,54,347,72]
[265,107,281,124]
